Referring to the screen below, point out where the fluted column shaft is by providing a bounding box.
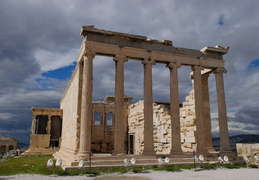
[78,51,95,158]
[113,55,127,155]
[142,58,155,155]
[192,66,207,153]
[202,74,215,152]
[214,68,231,152]
[168,62,183,154]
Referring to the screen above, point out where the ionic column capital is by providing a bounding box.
[214,67,227,74]
[167,62,181,69]
[202,73,210,78]
[82,50,96,61]
[142,58,156,65]
[113,55,128,63]
[191,65,204,71]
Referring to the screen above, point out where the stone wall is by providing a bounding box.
[60,65,81,153]
[128,89,197,154]
[91,96,132,153]
[92,100,115,153]
[236,143,259,157]
[180,89,197,152]
[0,137,18,153]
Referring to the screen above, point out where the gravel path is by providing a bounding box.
[0,168,258,180]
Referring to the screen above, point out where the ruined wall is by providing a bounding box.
[91,96,132,153]
[59,66,80,153]
[128,89,197,154]
[128,101,144,154]
[180,89,197,152]
[0,137,18,152]
[236,143,259,157]
[92,101,115,153]
[128,101,173,154]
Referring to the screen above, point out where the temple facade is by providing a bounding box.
[0,137,18,153]
[24,26,233,168]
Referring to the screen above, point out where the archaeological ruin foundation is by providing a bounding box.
[0,137,18,153]
[23,26,234,168]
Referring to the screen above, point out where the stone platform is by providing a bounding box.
[54,152,242,170]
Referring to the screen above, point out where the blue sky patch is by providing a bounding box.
[35,78,55,89]
[42,62,76,80]
[248,58,259,69]
[227,109,238,113]
[218,15,224,25]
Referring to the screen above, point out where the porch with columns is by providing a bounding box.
[52,26,235,168]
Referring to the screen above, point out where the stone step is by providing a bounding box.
[83,157,195,167]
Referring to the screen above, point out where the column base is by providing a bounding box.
[143,150,156,156]
[170,149,183,155]
[219,150,234,155]
[196,149,209,154]
[112,150,126,156]
[77,151,92,160]
[219,147,232,153]
[218,151,235,161]
[207,146,217,153]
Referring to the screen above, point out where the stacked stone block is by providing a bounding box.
[128,90,198,154]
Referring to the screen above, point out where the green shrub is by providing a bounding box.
[248,164,258,169]
[223,164,246,169]
[132,167,144,173]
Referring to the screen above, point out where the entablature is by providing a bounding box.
[32,108,63,118]
[78,26,228,69]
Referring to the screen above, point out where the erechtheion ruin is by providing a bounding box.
[0,137,18,153]
[24,26,234,168]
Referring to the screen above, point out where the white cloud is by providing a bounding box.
[1,0,259,144]
[0,113,18,121]
[34,48,78,72]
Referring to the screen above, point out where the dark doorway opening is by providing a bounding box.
[128,134,134,154]
[36,115,48,134]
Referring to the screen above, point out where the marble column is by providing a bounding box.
[202,74,215,152]
[192,65,207,153]
[78,51,95,158]
[113,55,128,155]
[142,58,156,155]
[214,67,232,152]
[46,115,51,134]
[31,117,36,134]
[167,62,183,154]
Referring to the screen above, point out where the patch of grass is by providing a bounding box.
[199,164,218,169]
[99,167,129,174]
[132,167,145,173]
[0,156,253,176]
[0,155,53,176]
[248,164,258,169]
[0,156,102,176]
[222,164,247,169]
[152,165,192,172]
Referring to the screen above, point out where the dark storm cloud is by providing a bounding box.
[1,0,259,144]
[233,105,259,126]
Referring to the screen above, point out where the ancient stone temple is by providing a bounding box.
[24,26,234,168]
[0,137,18,153]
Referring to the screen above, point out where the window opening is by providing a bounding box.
[94,112,101,125]
[106,113,113,126]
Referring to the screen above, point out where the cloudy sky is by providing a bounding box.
[0,0,259,144]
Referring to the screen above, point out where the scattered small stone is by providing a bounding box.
[193,168,204,171]
[86,173,96,177]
